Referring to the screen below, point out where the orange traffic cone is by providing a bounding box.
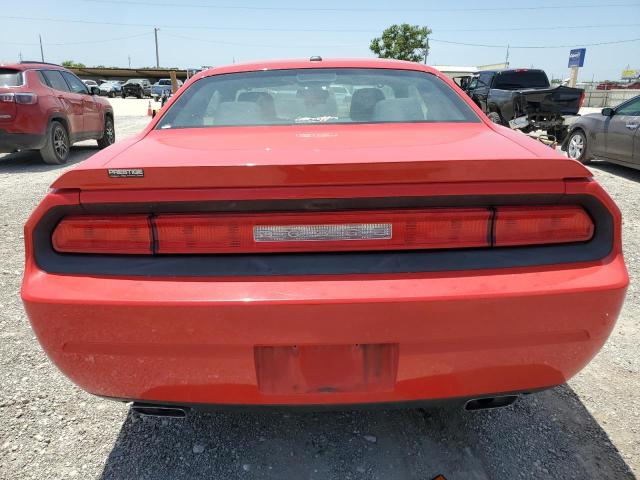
[147,101,152,116]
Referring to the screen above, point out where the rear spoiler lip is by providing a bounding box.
[76,179,570,207]
[51,158,592,191]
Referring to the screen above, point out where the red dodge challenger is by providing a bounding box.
[21,58,628,415]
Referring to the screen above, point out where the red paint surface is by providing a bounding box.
[0,63,111,139]
[21,59,629,406]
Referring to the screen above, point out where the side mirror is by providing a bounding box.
[90,86,100,95]
[601,107,615,117]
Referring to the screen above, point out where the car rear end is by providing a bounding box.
[151,79,170,99]
[0,66,47,153]
[122,81,141,98]
[99,81,119,97]
[21,61,628,409]
[493,69,585,140]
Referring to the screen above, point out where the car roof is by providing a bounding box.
[0,61,67,71]
[191,58,442,83]
[477,68,546,75]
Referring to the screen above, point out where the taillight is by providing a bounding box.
[52,215,151,254]
[50,206,594,255]
[154,209,492,254]
[0,92,37,104]
[579,91,586,109]
[493,206,593,246]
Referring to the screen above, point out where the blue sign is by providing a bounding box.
[568,48,586,68]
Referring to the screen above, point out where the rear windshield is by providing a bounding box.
[492,71,549,90]
[156,68,479,129]
[0,69,23,87]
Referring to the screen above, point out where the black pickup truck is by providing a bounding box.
[457,69,584,142]
[121,78,152,99]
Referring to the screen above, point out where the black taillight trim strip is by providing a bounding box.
[148,213,158,254]
[32,193,612,277]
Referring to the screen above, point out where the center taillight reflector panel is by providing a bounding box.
[154,209,491,254]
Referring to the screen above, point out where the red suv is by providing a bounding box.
[0,62,114,164]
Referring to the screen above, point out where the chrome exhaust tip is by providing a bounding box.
[131,402,189,418]
[464,395,519,411]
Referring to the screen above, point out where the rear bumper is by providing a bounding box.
[0,130,46,153]
[22,254,628,406]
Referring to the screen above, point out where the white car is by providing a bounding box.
[99,80,123,98]
[82,79,99,89]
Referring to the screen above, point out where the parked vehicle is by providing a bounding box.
[597,81,623,91]
[121,78,151,98]
[563,95,640,169]
[82,79,99,89]
[622,81,640,90]
[0,61,115,164]
[151,78,183,99]
[99,80,123,98]
[461,69,584,142]
[22,58,628,413]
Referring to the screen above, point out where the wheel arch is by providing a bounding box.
[100,110,114,139]
[562,124,586,150]
[48,113,70,135]
[565,126,591,161]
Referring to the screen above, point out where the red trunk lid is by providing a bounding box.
[52,123,591,191]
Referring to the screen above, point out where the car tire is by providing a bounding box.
[109,91,115,98]
[40,121,70,165]
[97,116,116,149]
[566,129,591,164]
[487,112,503,125]
[121,93,126,99]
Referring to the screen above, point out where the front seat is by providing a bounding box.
[350,88,385,122]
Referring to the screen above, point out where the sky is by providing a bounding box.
[1,0,639,82]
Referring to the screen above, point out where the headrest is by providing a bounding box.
[213,101,261,125]
[373,98,424,122]
[350,88,385,121]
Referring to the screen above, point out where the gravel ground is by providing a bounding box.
[0,114,638,479]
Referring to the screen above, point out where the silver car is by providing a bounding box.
[563,95,640,169]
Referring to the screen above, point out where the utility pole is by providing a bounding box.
[423,37,430,65]
[18,52,23,62]
[128,55,131,68]
[154,28,160,68]
[504,44,509,68]
[39,35,44,62]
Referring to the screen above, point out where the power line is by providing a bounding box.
[162,32,358,48]
[437,23,640,33]
[165,32,640,50]
[430,37,640,49]
[80,0,640,12]
[2,15,639,35]
[1,32,152,46]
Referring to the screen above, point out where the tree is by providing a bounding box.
[370,24,431,63]
[61,60,86,68]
